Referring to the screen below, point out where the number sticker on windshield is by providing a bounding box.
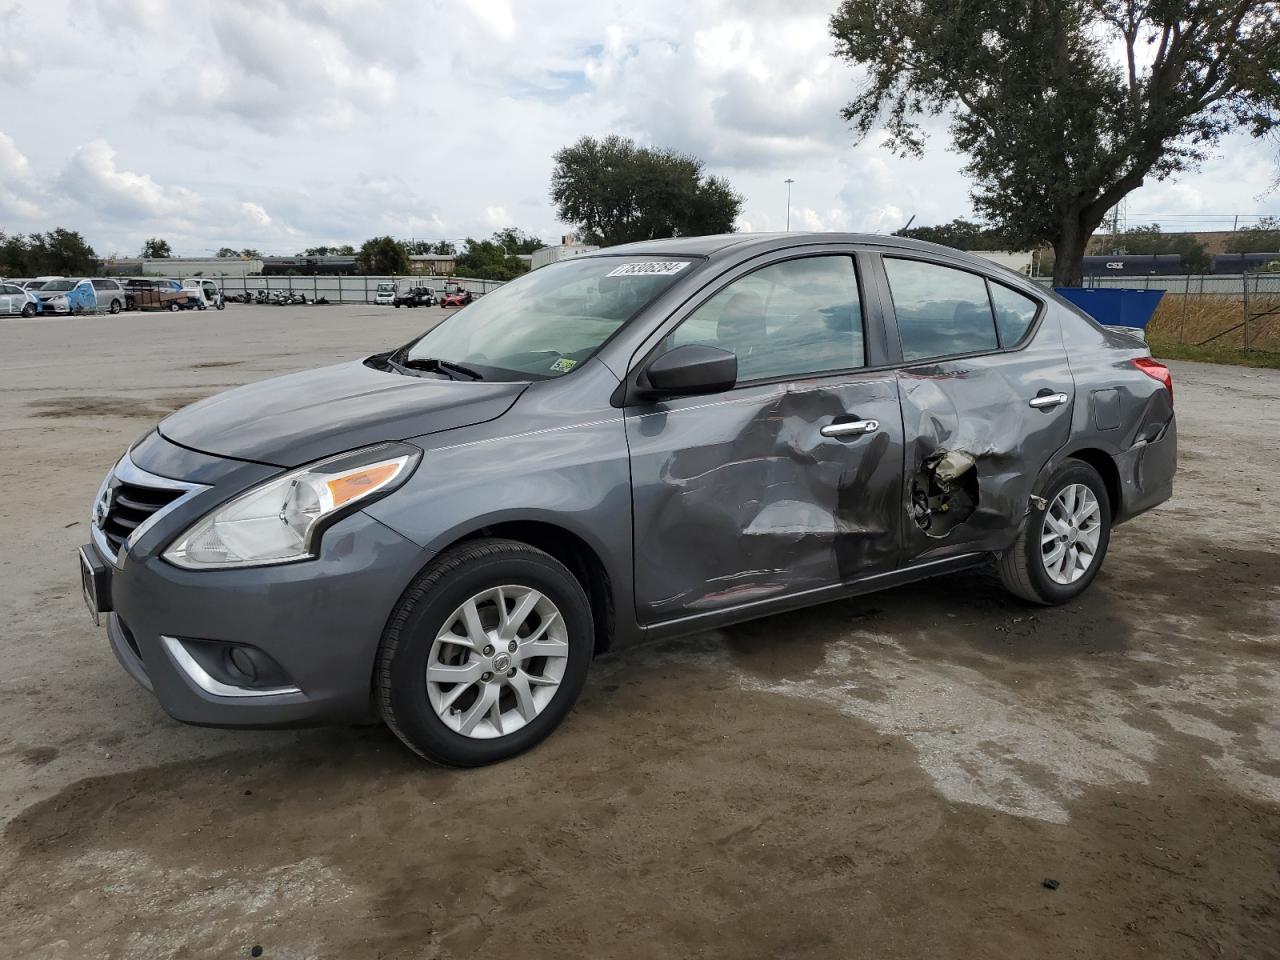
[605,261,690,278]
[550,358,577,373]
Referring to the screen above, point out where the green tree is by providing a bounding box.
[0,231,31,275]
[831,1,1280,286]
[215,247,240,258]
[490,227,543,255]
[23,229,98,275]
[301,245,333,256]
[1092,223,1210,272]
[550,135,743,246]
[453,238,530,281]
[894,217,1011,250]
[140,237,172,258]
[239,248,262,258]
[356,235,410,274]
[334,244,356,256]
[1225,216,1280,253]
[430,240,457,256]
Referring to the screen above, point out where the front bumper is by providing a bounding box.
[89,478,427,728]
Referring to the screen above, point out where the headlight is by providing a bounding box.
[163,442,421,569]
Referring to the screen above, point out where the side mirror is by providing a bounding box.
[637,344,737,401]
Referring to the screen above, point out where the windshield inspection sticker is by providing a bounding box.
[606,261,690,278]
[550,358,578,373]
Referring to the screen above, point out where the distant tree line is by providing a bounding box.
[0,228,97,276]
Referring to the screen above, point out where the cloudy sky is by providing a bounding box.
[1,0,1276,257]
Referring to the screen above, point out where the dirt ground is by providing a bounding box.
[1,304,1277,959]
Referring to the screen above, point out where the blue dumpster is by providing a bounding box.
[1053,287,1164,331]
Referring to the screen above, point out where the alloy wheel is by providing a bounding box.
[425,585,570,739]
[1040,483,1102,584]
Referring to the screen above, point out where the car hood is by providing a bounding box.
[158,359,528,467]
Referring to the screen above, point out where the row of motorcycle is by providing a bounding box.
[225,290,329,305]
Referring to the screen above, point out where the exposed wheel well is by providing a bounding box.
[456,521,615,655]
[1068,448,1121,516]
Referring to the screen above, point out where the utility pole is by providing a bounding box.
[784,179,795,231]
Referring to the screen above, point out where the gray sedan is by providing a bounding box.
[80,233,1176,766]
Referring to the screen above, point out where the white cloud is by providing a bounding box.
[59,140,200,220]
[0,0,1272,256]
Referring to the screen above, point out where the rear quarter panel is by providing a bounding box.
[1050,302,1177,522]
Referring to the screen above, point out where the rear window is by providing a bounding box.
[989,282,1039,345]
[883,258,999,361]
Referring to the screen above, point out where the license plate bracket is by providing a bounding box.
[79,546,112,626]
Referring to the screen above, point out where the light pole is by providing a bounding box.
[784,179,795,231]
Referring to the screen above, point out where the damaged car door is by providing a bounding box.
[626,253,904,624]
[874,255,1074,560]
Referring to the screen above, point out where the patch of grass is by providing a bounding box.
[1147,335,1280,370]
[1146,293,1280,353]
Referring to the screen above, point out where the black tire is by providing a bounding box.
[997,459,1112,605]
[377,538,594,766]
[21,302,35,318]
[109,299,122,314]
[168,302,180,312]
[216,301,225,310]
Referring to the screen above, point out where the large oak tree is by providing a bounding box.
[551,135,743,246]
[831,1,1280,284]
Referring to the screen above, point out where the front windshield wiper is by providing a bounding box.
[397,356,484,381]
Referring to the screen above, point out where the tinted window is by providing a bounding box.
[883,258,998,361]
[670,256,864,381]
[1,284,19,295]
[989,282,1038,345]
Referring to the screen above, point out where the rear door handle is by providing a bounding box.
[1028,392,1069,409]
[821,419,879,438]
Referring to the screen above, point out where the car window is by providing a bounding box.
[883,258,999,361]
[989,282,1039,345]
[1,284,19,295]
[40,280,76,292]
[668,256,864,381]
[405,256,696,380]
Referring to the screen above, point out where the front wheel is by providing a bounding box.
[21,302,35,318]
[377,538,593,766]
[997,460,1111,605]
[168,302,180,312]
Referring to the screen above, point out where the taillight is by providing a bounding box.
[1132,357,1173,405]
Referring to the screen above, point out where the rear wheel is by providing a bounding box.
[21,302,35,318]
[997,460,1111,605]
[109,299,122,314]
[377,538,593,766]
[168,302,180,312]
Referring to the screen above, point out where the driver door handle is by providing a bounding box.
[821,419,879,438]
[1028,392,1069,409]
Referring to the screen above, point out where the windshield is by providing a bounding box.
[40,280,76,292]
[402,256,695,380]
[377,283,395,293]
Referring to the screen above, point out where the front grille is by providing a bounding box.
[101,477,184,554]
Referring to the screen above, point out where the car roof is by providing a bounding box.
[594,232,1036,287]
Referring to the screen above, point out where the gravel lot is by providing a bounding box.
[1,304,1277,959]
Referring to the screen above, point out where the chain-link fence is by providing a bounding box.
[1034,273,1280,352]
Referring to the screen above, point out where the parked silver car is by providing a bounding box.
[0,280,42,317]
